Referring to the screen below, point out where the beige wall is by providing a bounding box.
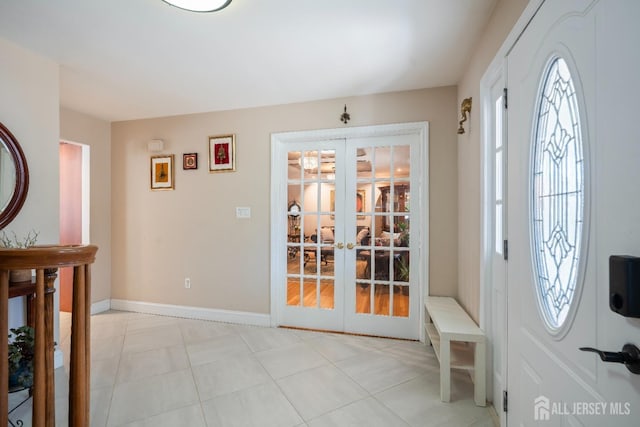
[112,86,459,314]
[456,0,529,321]
[0,38,60,327]
[60,107,112,305]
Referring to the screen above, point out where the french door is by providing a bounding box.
[271,123,427,340]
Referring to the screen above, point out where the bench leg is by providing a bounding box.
[474,341,486,406]
[440,337,451,402]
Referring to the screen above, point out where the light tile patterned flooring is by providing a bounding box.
[9,310,495,426]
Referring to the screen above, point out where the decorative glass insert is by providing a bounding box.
[531,57,584,331]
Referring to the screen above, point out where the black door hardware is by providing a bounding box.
[579,344,640,374]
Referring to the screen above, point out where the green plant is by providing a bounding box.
[0,229,39,248]
[397,222,410,247]
[395,254,410,282]
[8,325,34,388]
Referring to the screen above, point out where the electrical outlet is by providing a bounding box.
[184,278,191,289]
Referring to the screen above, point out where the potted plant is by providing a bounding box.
[0,230,39,283]
[8,325,34,389]
[397,221,410,247]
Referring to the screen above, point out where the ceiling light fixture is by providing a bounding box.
[162,0,232,12]
[300,156,318,170]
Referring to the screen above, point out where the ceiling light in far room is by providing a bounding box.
[300,156,318,171]
[162,0,232,12]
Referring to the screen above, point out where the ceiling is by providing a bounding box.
[0,0,497,122]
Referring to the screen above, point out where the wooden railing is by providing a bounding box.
[0,245,98,427]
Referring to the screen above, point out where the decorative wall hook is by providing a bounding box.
[340,105,351,124]
[457,97,472,134]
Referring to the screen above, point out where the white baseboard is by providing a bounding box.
[54,348,64,369]
[91,299,111,315]
[109,299,271,327]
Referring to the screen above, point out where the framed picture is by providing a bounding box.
[183,153,198,170]
[209,134,236,172]
[150,154,175,190]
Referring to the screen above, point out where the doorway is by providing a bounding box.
[59,141,90,312]
[271,122,428,340]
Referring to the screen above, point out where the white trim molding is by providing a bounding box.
[54,348,64,369]
[110,299,271,327]
[91,299,111,315]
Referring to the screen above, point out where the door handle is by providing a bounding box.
[579,344,640,374]
[346,243,355,250]
[335,242,344,249]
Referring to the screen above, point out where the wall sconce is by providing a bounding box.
[457,97,472,134]
[340,105,351,124]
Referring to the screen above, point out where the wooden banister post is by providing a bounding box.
[0,270,8,427]
[0,245,97,427]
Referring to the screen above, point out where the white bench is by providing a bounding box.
[424,296,486,406]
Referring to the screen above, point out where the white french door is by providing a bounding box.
[281,138,346,332]
[271,123,428,340]
[506,0,640,425]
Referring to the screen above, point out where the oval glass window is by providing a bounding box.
[531,57,585,332]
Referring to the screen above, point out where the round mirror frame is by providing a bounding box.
[0,122,29,230]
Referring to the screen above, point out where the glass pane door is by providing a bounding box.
[344,135,420,339]
[276,129,423,339]
[282,140,345,331]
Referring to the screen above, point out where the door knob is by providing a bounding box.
[346,243,355,250]
[579,344,640,374]
[335,242,344,249]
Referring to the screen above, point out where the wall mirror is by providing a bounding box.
[0,122,29,229]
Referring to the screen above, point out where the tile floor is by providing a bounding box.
[9,310,496,426]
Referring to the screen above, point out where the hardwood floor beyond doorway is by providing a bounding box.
[286,272,409,318]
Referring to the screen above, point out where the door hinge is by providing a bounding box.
[503,88,508,109]
[503,390,508,412]
[503,240,509,261]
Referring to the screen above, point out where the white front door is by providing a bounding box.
[507,0,640,425]
[271,123,428,340]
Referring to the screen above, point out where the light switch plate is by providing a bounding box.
[236,207,251,218]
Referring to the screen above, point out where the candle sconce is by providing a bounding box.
[457,97,472,134]
[340,105,351,124]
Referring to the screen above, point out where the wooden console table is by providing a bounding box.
[0,245,98,427]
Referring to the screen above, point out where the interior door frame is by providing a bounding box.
[57,139,90,369]
[270,122,429,339]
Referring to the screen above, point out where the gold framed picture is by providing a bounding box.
[150,154,175,190]
[209,134,236,172]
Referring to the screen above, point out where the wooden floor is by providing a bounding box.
[286,253,410,317]
[286,279,409,317]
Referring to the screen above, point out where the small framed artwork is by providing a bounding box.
[150,154,175,190]
[183,153,198,170]
[209,134,236,173]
